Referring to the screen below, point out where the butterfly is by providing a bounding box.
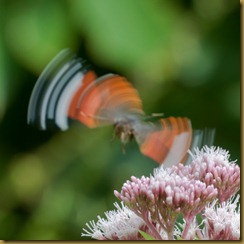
[27,49,215,167]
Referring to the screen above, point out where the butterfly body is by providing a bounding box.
[113,120,136,156]
[27,49,215,166]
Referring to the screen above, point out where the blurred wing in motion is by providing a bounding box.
[27,49,143,130]
[135,117,192,167]
[185,128,216,165]
[72,74,144,128]
[27,49,96,130]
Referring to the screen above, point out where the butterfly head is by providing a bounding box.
[114,120,135,148]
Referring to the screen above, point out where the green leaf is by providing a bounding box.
[139,230,155,240]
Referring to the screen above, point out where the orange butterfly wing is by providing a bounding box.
[135,117,192,166]
[68,70,97,123]
[69,74,144,128]
[27,49,98,130]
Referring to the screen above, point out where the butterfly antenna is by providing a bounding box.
[80,111,110,122]
[143,113,165,122]
[151,113,164,117]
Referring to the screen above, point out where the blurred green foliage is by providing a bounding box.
[0,0,240,240]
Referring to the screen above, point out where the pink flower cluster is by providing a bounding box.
[81,202,149,240]
[114,172,217,239]
[203,194,240,240]
[173,146,240,203]
[82,146,240,240]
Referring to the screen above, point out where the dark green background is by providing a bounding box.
[0,0,240,240]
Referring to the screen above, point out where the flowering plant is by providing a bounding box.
[81,146,240,240]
